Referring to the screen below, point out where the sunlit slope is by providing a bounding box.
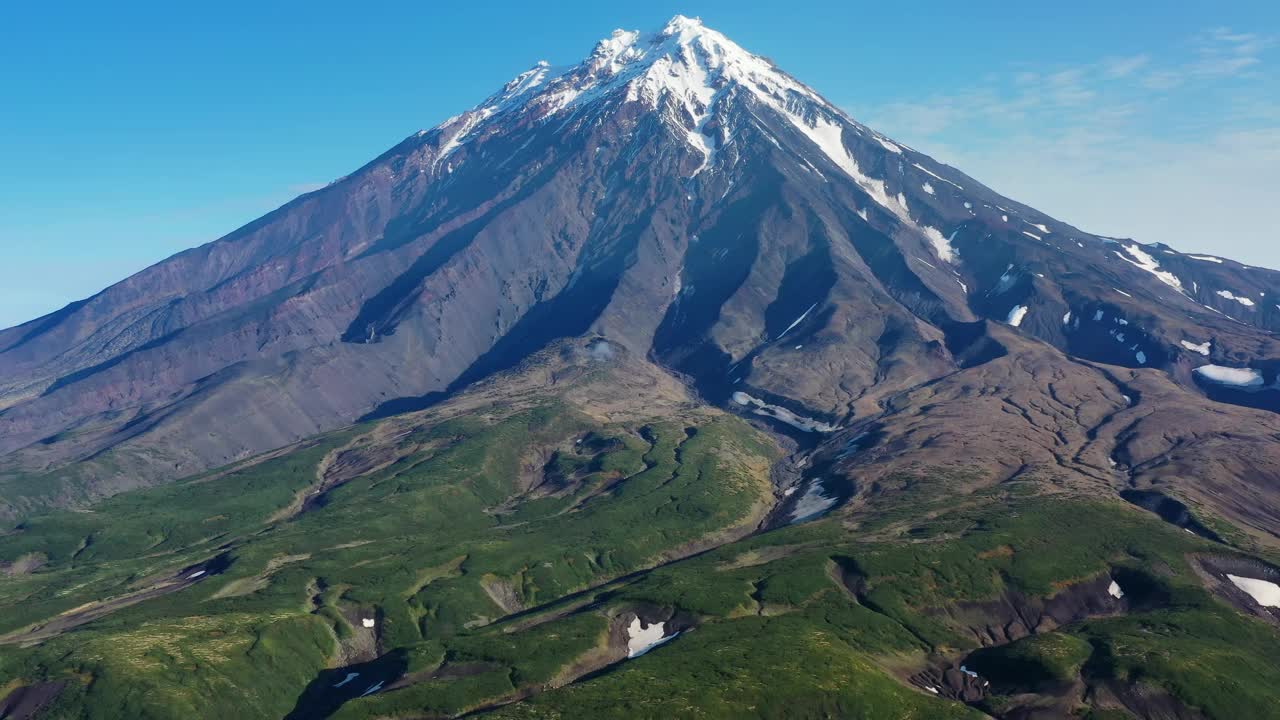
[2,339,1280,719]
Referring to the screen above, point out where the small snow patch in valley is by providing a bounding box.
[334,673,359,688]
[627,617,678,657]
[1116,244,1184,293]
[1226,575,1280,607]
[1135,350,1146,365]
[188,570,205,580]
[362,617,376,628]
[923,227,957,264]
[777,303,817,340]
[1188,254,1223,263]
[360,681,384,697]
[1216,290,1255,307]
[731,392,838,433]
[1022,231,1041,240]
[1194,365,1264,387]
[922,182,935,195]
[994,265,1018,294]
[1108,580,1124,599]
[1006,305,1028,327]
[1181,340,1211,356]
[790,478,838,523]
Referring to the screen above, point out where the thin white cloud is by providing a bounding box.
[1102,54,1150,78]
[1191,27,1272,78]
[853,27,1280,269]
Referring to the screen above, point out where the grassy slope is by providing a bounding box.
[1,366,1279,718]
[471,493,1280,720]
[0,387,786,718]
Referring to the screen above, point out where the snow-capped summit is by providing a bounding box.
[432,14,830,162]
[428,15,951,244]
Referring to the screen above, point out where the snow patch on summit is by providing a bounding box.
[419,16,959,266]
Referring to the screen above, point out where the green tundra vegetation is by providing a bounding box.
[2,381,1279,719]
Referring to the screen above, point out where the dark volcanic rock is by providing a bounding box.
[0,680,66,720]
[931,574,1126,647]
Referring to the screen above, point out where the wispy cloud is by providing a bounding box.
[1102,54,1150,79]
[1192,27,1271,77]
[853,27,1280,268]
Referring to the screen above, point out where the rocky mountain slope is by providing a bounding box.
[1,16,1277,520]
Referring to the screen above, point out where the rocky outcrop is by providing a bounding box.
[931,574,1127,647]
[0,680,67,720]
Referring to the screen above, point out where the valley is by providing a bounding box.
[1,340,1279,718]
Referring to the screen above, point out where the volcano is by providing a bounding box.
[1,15,1277,517]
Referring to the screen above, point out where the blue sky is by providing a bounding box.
[1,1,1277,329]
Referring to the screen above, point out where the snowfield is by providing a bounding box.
[1180,340,1211,356]
[1116,244,1184,293]
[1006,305,1028,327]
[1193,365,1265,387]
[789,478,838,523]
[1215,290,1256,307]
[1227,575,1280,607]
[731,392,838,433]
[627,617,677,657]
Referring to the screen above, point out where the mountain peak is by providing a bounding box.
[427,15,827,172]
[661,13,704,34]
[582,15,749,83]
